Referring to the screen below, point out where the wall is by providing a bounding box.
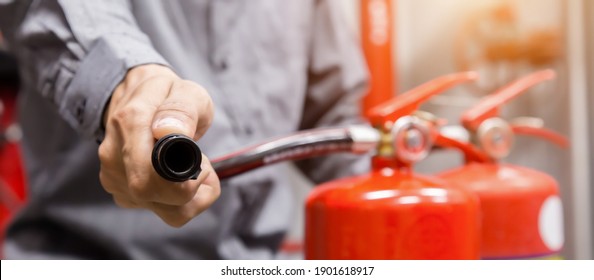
[582,0,594,260]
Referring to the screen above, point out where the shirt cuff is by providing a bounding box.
[59,34,170,143]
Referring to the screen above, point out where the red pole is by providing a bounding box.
[360,0,397,119]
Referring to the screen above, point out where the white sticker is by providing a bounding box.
[538,195,564,251]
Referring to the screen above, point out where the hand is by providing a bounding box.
[98,64,220,227]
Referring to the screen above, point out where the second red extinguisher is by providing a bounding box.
[436,69,569,259]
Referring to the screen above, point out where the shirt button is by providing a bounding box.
[244,126,253,136]
[210,51,229,72]
[218,59,228,71]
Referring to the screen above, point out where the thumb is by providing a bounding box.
[152,80,213,141]
[152,97,197,140]
[152,114,193,140]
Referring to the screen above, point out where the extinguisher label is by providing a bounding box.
[538,195,564,252]
[367,0,390,46]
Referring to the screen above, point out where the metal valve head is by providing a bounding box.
[391,116,433,164]
[476,117,514,160]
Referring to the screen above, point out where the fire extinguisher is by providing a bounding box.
[436,69,569,259]
[304,72,481,260]
[1,82,27,251]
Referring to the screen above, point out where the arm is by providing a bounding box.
[295,0,371,183]
[0,1,220,227]
[0,0,169,140]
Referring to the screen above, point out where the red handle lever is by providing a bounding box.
[511,125,569,148]
[434,134,491,163]
[368,72,479,126]
[461,69,555,130]
[461,69,568,147]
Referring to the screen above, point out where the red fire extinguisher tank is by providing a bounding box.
[305,73,481,260]
[437,70,568,259]
[1,85,27,247]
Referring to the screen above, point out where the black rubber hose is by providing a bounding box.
[152,127,378,182]
[211,128,359,179]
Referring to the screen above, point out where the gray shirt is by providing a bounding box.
[0,0,368,259]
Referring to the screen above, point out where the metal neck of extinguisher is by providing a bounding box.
[367,72,479,171]
[435,69,569,163]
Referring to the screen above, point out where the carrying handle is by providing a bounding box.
[511,125,569,148]
[368,72,479,125]
[461,69,568,147]
[461,69,555,130]
[434,133,491,163]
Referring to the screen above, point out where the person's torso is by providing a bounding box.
[7,0,317,259]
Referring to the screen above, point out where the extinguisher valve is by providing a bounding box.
[391,116,433,164]
[476,117,514,160]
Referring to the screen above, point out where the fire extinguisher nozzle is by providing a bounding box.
[152,134,202,182]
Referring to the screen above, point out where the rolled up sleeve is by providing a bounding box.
[0,0,169,141]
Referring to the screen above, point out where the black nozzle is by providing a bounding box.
[152,134,202,182]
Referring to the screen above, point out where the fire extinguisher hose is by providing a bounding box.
[211,125,379,179]
[152,125,379,181]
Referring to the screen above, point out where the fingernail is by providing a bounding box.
[153,117,185,130]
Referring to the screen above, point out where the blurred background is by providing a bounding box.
[400,0,592,260]
[1,0,592,259]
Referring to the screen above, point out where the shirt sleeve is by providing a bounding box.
[0,0,169,141]
[295,0,372,184]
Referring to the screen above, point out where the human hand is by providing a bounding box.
[98,64,220,227]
